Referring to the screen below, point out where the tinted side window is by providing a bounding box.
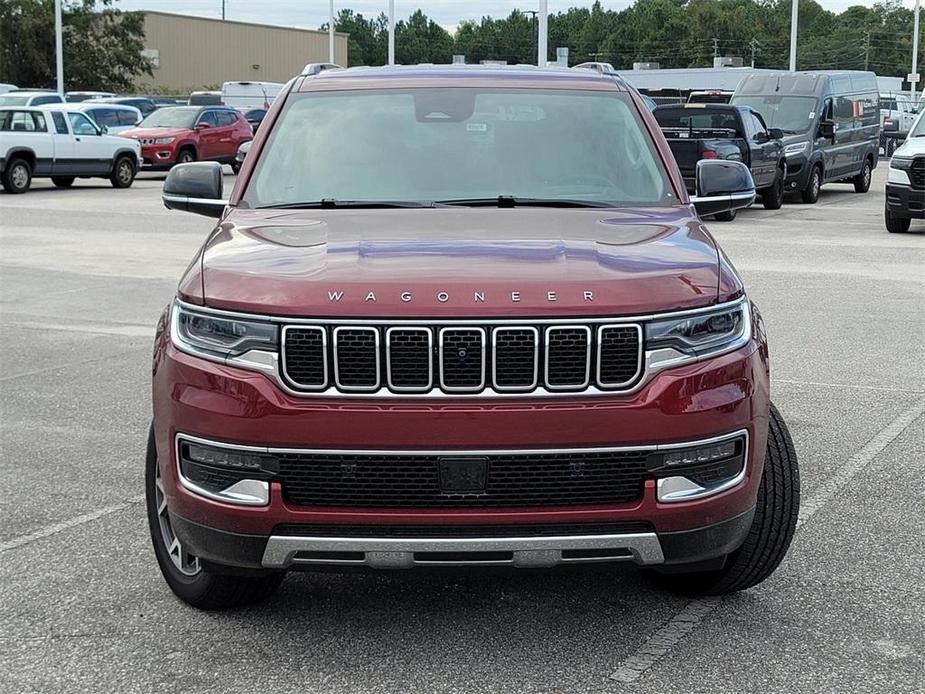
[33,95,62,106]
[216,111,237,127]
[117,109,138,126]
[197,111,218,127]
[89,108,119,127]
[51,111,69,134]
[749,113,767,136]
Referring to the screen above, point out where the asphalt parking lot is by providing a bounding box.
[1,166,923,693]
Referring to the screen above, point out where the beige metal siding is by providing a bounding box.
[138,12,348,93]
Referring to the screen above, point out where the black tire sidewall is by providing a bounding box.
[762,169,784,210]
[110,156,136,188]
[3,158,32,193]
[802,167,821,204]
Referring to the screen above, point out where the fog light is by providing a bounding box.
[178,439,277,506]
[186,443,265,471]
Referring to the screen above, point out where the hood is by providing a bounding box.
[895,136,925,157]
[191,207,739,318]
[119,126,190,139]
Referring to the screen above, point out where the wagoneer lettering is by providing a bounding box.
[148,65,799,610]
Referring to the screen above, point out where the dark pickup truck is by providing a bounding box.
[654,104,786,220]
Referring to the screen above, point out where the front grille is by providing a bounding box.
[911,157,925,189]
[282,321,642,395]
[272,521,654,537]
[276,450,649,508]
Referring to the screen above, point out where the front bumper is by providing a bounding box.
[783,154,811,190]
[140,145,178,169]
[153,308,770,571]
[886,183,925,218]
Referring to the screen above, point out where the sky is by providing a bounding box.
[116,0,922,33]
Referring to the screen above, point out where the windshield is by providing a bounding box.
[911,114,925,138]
[730,95,818,134]
[244,88,674,208]
[138,107,198,129]
[0,95,29,106]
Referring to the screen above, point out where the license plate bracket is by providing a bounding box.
[438,457,488,493]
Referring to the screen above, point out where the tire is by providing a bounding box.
[852,158,872,193]
[886,138,896,157]
[109,156,136,188]
[176,148,196,165]
[651,403,800,596]
[713,208,737,222]
[1,157,32,194]
[800,166,822,204]
[761,168,785,210]
[145,426,285,610]
[884,205,911,234]
[51,176,76,188]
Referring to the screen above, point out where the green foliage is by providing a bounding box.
[328,0,920,79]
[0,0,152,91]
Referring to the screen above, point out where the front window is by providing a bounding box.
[67,112,98,135]
[243,88,674,208]
[910,115,925,138]
[730,95,818,134]
[138,107,199,129]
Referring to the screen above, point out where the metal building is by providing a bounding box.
[137,11,348,93]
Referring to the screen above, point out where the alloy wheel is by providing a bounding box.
[117,160,133,185]
[11,164,28,190]
[154,464,200,576]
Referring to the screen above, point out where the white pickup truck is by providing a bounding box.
[0,105,142,193]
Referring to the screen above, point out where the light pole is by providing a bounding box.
[537,0,547,67]
[54,0,63,94]
[524,10,538,65]
[328,0,335,63]
[788,0,798,71]
[912,0,921,103]
[388,0,395,65]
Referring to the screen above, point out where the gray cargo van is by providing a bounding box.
[731,71,880,203]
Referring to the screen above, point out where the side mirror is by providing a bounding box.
[99,125,108,135]
[235,140,251,164]
[196,122,211,130]
[690,160,755,218]
[162,161,226,218]
[134,119,142,126]
[768,128,784,140]
[819,119,835,139]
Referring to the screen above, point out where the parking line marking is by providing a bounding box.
[0,496,144,553]
[608,396,925,684]
[773,378,925,394]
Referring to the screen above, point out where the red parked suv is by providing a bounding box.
[149,65,800,609]
[120,105,251,172]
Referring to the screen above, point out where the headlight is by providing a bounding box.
[153,137,175,145]
[645,303,748,355]
[783,142,808,156]
[173,302,278,358]
[889,156,914,171]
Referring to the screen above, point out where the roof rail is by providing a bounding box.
[574,62,618,75]
[300,62,343,76]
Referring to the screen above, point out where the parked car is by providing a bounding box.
[0,91,64,107]
[73,102,142,135]
[241,107,266,133]
[654,103,785,220]
[731,71,880,203]
[149,64,799,610]
[119,105,252,171]
[884,110,924,233]
[687,90,734,104]
[188,90,222,106]
[0,83,16,95]
[91,96,160,118]
[65,90,117,102]
[221,81,284,110]
[0,105,141,193]
[879,93,918,156]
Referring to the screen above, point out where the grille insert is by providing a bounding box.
[911,157,925,189]
[276,450,650,508]
[333,327,379,390]
[281,321,644,395]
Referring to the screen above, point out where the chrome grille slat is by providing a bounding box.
[281,321,643,396]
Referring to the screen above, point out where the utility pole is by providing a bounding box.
[54,0,63,95]
[863,31,870,71]
[913,0,921,103]
[537,0,548,67]
[328,0,335,63]
[388,0,395,65]
[749,38,761,68]
[789,0,799,71]
[525,10,538,65]
[222,0,225,21]
[712,37,720,59]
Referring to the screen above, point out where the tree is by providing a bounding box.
[0,0,152,91]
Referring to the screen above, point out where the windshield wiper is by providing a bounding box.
[435,195,611,208]
[259,199,440,209]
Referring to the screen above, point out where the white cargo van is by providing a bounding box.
[220,81,284,110]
